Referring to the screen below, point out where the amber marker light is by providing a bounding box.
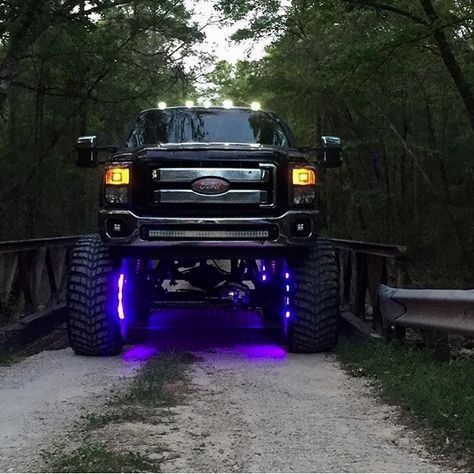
[292,168,316,186]
[105,168,130,185]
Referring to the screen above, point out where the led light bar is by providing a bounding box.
[147,229,270,239]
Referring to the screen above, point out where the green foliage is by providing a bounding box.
[42,442,162,473]
[212,0,474,285]
[338,340,474,469]
[118,351,195,407]
[0,350,22,366]
[0,0,202,240]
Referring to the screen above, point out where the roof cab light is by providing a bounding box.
[105,168,130,185]
[223,99,233,109]
[251,101,261,111]
[292,168,316,186]
[158,101,167,109]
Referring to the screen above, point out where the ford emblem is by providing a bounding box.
[192,178,230,195]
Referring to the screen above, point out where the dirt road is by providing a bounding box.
[0,313,443,472]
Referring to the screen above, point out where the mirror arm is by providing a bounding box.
[96,145,119,153]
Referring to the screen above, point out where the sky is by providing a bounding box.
[183,0,272,70]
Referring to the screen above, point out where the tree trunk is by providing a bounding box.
[419,0,474,129]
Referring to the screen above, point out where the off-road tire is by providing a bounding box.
[67,235,123,356]
[286,238,340,353]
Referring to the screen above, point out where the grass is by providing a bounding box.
[42,442,162,473]
[80,406,151,431]
[43,350,196,473]
[116,351,196,407]
[0,349,21,366]
[338,340,474,469]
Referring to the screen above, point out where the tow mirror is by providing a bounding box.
[318,136,342,168]
[76,135,98,167]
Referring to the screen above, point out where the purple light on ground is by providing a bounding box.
[285,310,291,319]
[239,344,287,360]
[117,273,125,320]
[261,274,267,282]
[285,272,290,280]
[123,345,158,361]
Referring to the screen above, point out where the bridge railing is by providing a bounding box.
[0,236,81,328]
[330,238,409,332]
[0,234,472,349]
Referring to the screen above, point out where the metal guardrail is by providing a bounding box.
[0,236,83,327]
[331,238,474,340]
[380,285,474,337]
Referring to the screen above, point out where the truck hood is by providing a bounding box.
[124,142,307,162]
[141,142,283,152]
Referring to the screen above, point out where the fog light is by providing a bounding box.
[106,218,132,237]
[292,219,312,237]
[105,186,129,204]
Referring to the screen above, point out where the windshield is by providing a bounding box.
[125,108,290,148]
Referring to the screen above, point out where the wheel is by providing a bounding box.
[285,238,340,353]
[67,235,124,356]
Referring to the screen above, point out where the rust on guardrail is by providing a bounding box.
[379,285,474,337]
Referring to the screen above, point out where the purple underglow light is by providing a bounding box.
[285,272,290,280]
[285,310,291,319]
[262,274,267,282]
[285,284,290,293]
[238,344,287,360]
[262,265,266,272]
[123,345,158,361]
[117,273,125,320]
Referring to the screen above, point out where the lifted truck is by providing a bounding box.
[68,105,342,355]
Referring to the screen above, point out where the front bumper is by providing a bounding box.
[99,209,318,248]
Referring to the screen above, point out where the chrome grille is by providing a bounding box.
[149,162,277,209]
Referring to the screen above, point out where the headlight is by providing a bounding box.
[290,165,317,206]
[293,186,315,205]
[292,168,316,185]
[105,186,130,204]
[105,167,130,185]
[104,166,131,204]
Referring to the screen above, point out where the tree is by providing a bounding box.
[213,0,474,284]
[0,0,202,239]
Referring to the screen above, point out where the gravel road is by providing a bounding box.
[0,314,443,472]
[0,346,145,472]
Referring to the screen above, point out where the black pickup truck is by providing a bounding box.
[68,105,342,355]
